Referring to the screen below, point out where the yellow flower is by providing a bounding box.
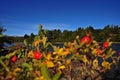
[102,61,111,70]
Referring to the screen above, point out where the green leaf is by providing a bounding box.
[41,64,51,80]
[52,73,61,80]
[24,39,28,46]
[22,62,33,71]
[43,36,47,48]
[5,51,17,59]
[107,48,112,54]
[18,52,22,58]
[0,58,9,72]
[105,49,116,59]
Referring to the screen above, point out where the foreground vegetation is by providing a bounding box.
[0,25,120,80]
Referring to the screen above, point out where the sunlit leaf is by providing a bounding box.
[23,39,28,46]
[28,50,34,58]
[46,61,54,68]
[41,64,51,80]
[102,61,111,70]
[58,48,70,56]
[83,55,89,64]
[43,36,47,47]
[46,53,51,60]
[92,59,98,69]
[58,65,65,70]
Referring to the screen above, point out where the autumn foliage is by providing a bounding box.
[0,25,120,80]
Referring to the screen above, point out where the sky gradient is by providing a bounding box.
[0,0,120,36]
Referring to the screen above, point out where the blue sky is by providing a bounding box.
[0,0,120,36]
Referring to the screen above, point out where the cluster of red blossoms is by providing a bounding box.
[80,34,109,55]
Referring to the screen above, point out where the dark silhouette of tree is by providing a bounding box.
[24,34,29,39]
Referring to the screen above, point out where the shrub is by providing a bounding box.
[0,25,120,80]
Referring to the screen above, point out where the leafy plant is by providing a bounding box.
[0,25,120,80]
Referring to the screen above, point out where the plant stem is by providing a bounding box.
[0,58,9,72]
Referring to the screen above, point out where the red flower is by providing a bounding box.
[11,55,17,62]
[80,36,91,44]
[103,42,108,48]
[34,52,42,59]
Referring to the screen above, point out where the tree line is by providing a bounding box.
[45,25,120,43]
[1,24,120,46]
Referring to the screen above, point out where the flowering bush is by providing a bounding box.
[0,25,120,80]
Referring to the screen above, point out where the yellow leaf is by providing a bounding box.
[34,40,39,47]
[34,77,40,80]
[46,53,51,60]
[34,39,43,47]
[66,59,71,64]
[40,76,46,80]
[63,48,69,55]
[91,49,97,55]
[83,55,89,63]
[91,70,95,74]
[53,52,57,54]
[34,76,46,80]
[28,50,34,58]
[58,65,65,70]
[58,48,64,54]
[38,39,43,44]
[102,61,111,70]
[46,61,54,68]
[58,48,69,56]
[13,68,21,76]
[92,59,98,69]
[55,55,59,59]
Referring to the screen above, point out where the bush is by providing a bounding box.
[0,25,120,80]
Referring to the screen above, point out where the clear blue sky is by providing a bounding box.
[0,0,120,36]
